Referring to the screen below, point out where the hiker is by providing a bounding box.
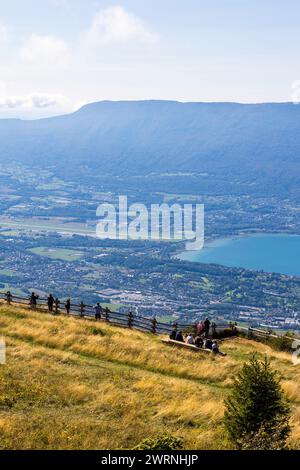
[5,291,12,304]
[47,293,54,312]
[169,327,177,340]
[186,333,194,345]
[175,330,184,342]
[94,302,102,320]
[65,299,71,314]
[29,292,39,309]
[205,337,213,350]
[197,321,205,335]
[204,317,211,337]
[195,336,204,348]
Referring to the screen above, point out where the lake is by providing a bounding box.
[178,233,300,276]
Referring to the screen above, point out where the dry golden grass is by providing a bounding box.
[0,303,299,449]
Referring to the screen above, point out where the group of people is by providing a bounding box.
[46,294,71,314]
[169,317,226,355]
[11,291,107,319]
[94,303,112,320]
[4,291,223,356]
[24,292,72,314]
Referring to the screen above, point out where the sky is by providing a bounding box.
[0,0,300,118]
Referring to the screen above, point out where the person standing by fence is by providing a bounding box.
[204,317,211,337]
[29,292,39,310]
[47,294,54,312]
[5,291,12,305]
[197,321,205,335]
[94,303,102,320]
[65,298,71,314]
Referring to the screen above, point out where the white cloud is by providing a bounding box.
[0,92,69,110]
[84,6,158,47]
[20,34,69,65]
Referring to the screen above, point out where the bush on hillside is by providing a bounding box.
[212,328,238,340]
[224,355,291,450]
[251,333,293,352]
[239,329,295,352]
[133,434,184,450]
[240,423,291,450]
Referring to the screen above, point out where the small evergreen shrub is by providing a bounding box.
[224,355,291,450]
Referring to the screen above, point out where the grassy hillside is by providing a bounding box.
[0,303,299,450]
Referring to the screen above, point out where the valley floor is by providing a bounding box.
[0,304,299,450]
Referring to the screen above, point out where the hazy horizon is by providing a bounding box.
[1,98,298,122]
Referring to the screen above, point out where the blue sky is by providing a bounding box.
[0,0,300,118]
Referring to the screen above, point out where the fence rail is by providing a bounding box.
[0,291,297,342]
[0,291,197,335]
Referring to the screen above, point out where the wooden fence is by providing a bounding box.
[0,292,233,335]
[0,291,296,342]
[0,291,197,335]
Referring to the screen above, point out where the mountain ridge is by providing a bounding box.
[0,100,299,196]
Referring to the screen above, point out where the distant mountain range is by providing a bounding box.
[1,100,300,196]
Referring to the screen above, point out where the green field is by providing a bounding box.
[0,269,17,277]
[100,302,124,312]
[0,284,26,296]
[29,247,84,262]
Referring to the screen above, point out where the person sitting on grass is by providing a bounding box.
[212,340,219,354]
[205,337,213,350]
[195,335,204,348]
[186,333,195,345]
[175,330,184,342]
[169,327,177,340]
[212,340,227,356]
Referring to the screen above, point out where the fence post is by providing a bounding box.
[54,298,60,315]
[80,302,85,317]
[151,317,157,334]
[104,307,110,322]
[128,311,134,328]
[248,327,253,339]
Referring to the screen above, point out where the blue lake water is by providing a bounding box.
[178,233,300,276]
